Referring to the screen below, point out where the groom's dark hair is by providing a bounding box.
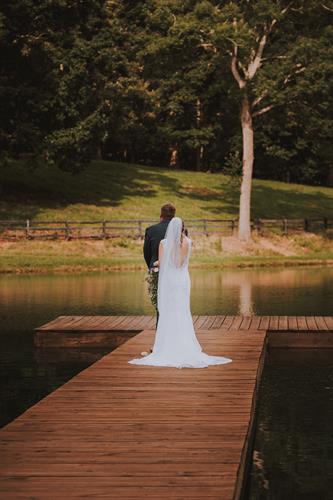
[160,202,176,220]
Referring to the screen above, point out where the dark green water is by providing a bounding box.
[248,348,333,500]
[0,267,332,498]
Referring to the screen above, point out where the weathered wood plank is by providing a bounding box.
[230,316,243,330]
[305,316,318,331]
[268,316,279,330]
[296,316,308,330]
[288,316,298,330]
[324,317,333,330]
[37,315,333,333]
[239,316,252,330]
[201,316,216,329]
[258,316,270,330]
[1,329,267,500]
[249,316,261,330]
[195,316,210,330]
[211,315,226,329]
[220,316,235,330]
[278,316,288,331]
[314,316,329,331]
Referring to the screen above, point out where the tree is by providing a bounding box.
[0,0,125,172]
[188,0,332,239]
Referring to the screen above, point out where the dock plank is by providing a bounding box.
[296,316,308,330]
[315,316,329,331]
[278,316,288,331]
[288,316,298,330]
[35,315,333,334]
[0,329,267,500]
[324,317,333,330]
[34,316,333,348]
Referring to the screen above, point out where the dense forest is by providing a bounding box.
[1,0,332,189]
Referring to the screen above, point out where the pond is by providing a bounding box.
[248,348,333,500]
[0,266,332,498]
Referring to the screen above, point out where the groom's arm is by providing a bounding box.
[143,228,151,268]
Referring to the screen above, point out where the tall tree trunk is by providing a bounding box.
[169,147,178,168]
[195,145,204,172]
[327,164,333,187]
[238,93,254,241]
[195,98,203,171]
[96,143,102,159]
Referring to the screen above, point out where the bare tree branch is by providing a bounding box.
[252,90,268,109]
[199,42,218,53]
[253,104,276,117]
[283,64,306,85]
[321,3,333,11]
[245,3,293,81]
[231,45,246,89]
[281,2,294,16]
[247,18,278,80]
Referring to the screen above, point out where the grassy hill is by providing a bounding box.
[1,160,333,221]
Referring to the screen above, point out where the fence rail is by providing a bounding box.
[0,218,332,241]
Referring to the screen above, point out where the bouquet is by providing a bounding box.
[145,260,159,311]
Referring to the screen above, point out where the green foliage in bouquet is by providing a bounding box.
[145,271,158,311]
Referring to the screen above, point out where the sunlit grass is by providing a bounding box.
[1,159,332,221]
[1,236,332,273]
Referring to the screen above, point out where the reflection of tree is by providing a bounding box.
[191,267,333,315]
[239,279,254,316]
[249,349,333,499]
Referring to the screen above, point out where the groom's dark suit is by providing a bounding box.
[144,219,171,269]
[144,219,172,332]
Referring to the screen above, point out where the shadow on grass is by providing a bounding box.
[186,181,333,219]
[0,160,332,220]
[0,160,182,219]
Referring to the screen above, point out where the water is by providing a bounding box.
[248,348,333,500]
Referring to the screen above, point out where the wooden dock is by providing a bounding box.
[0,328,267,499]
[34,315,333,348]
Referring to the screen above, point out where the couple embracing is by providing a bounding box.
[129,203,232,369]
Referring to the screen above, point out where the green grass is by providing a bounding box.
[1,249,332,274]
[1,238,332,274]
[1,159,332,221]
[1,159,332,273]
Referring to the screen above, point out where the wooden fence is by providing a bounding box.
[0,218,332,241]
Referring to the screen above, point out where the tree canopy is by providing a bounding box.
[0,0,332,186]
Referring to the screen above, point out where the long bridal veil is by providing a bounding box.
[129,217,232,368]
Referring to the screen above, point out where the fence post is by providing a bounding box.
[304,219,309,232]
[231,219,236,236]
[283,219,288,236]
[25,219,30,239]
[324,218,328,234]
[138,220,142,238]
[65,221,71,240]
[256,218,262,236]
[102,220,107,239]
[203,219,208,236]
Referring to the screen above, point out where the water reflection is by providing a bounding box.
[248,349,333,499]
[1,267,332,320]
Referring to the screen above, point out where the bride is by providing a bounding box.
[129,217,232,368]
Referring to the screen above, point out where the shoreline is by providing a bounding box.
[1,233,332,274]
[1,256,333,274]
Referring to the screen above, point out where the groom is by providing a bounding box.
[144,202,176,269]
[144,202,176,332]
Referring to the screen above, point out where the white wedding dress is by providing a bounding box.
[129,217,232,369]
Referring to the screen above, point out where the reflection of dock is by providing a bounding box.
[34,315,333,348]
[0,328,267,500]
